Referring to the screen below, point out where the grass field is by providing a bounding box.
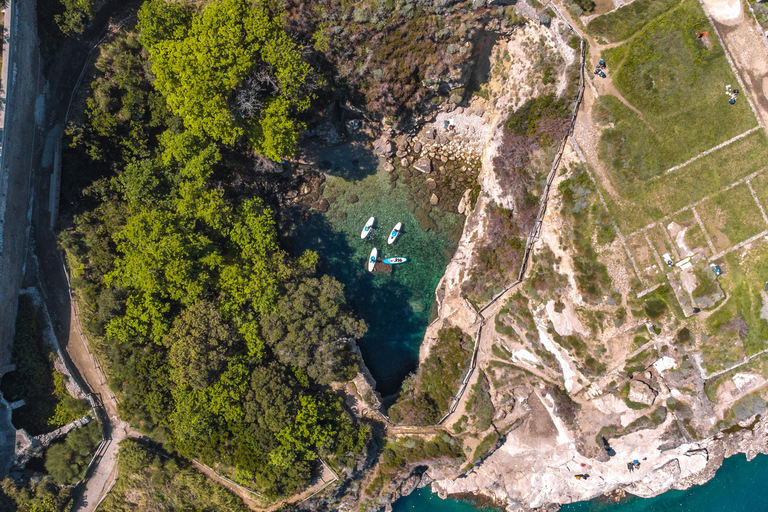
[626,234,660,283]
[750,173,768,208]
[601,129,768,232]
[586,0,680,43]
[706,243,768,359]
[697,184,767,252]
[596,0,757,182]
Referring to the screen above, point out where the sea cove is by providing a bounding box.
[292,141,465,396]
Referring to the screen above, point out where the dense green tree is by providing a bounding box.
[55,0,94,36]
[44,422,102,484]
[261,275,366,383]
[137,0,312,160]
[0,477,72,512]
[166,301,237,390]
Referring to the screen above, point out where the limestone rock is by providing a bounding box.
[396,149,408,158]
[430,193,439,206]
[317,198,330,212]
[628,379,658,406]
[414,158,433,174]
[373,137,395,157]
[400,157,409,168]
[457,188,473,215]
[383,161,395,172]
[426,178,437,190]
[413,141,423,153]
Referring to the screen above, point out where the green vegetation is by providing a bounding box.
[138,0,312,160]
[603,130,768,232]
[0,295,90,435]
[598,0,756,181]
[623,347,659,377]
[587,0,679,43]
[55,0,94,36]
[472,431,500,463]
[697,183,767,252]
[706,246,768,358]
[101,439,249,511]
[59,24,368,498]
[389,327,473,425]
[44,421,102,485]
[0,478,72,512]
[597,405,667,442]
[466,372,495,431]
[367,434,464,496]
[552,332,606,375]
[558,164,613,302]
[691,264,719,301]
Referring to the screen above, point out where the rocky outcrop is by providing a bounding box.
[628,379,658,406]
[374,137,395,157]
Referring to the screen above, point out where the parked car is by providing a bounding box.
[662,253,674,266]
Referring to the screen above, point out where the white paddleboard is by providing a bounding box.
[368,247,378,272]
[361,216,375,239]
[387,222,402,245]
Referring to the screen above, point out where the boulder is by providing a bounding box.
[383,161,395,172]
[414,158,433,174]
[457,188,473,215]
[413,141,423,153]
[396,149,408,158]
[426,178,437,190]
[628,379,658,406]
[430,193,439,206]
[373,137,395,157]
[348,194,359,204]
[312,122,342,146]
[317,198,330,212]
[400,158,409,168]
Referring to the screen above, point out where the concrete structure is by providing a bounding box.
[0,0,43,476]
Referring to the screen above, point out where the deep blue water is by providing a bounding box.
[393,453,768,512]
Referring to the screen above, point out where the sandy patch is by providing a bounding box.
[702,0,743,25]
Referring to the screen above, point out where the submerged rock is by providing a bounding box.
[426,178,437,190]
[430,193,439,206]
[317,198,330,212]
[348,194,359,204]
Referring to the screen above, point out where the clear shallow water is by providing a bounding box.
[392,453,768,512]
[293,143,463,395]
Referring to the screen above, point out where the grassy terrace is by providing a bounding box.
[602,130,768,232]
[697,183,767,252]
[596,0,757,183]
[587,0,680,43]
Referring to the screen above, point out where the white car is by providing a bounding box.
[662,253,674,266]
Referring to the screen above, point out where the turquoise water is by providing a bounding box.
[392,453,768,512]
[292,143,464,395]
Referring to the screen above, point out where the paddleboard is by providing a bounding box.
[368,247,378,272]
[384,257,407,264]
[387,222,402,245]
[361,216,375,239]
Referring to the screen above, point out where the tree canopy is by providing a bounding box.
[137,0,313,161]
[58,26,368,498]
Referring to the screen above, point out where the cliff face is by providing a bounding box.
[432,411,768,509]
